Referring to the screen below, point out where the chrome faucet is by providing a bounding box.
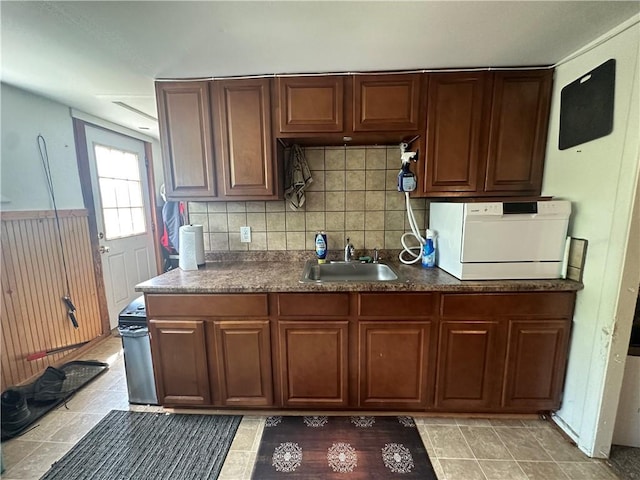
[373,247,379,263]
[344,237,355,262]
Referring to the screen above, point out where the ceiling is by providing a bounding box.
[2,1,639,139]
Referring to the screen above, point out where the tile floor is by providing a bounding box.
[1,335,620,480]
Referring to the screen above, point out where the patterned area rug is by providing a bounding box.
[39,410,242,480]
[252,416,437,479]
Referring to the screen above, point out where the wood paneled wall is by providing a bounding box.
[1,210,105,390]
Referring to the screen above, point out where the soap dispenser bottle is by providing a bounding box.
[315,231,327,263]
[422,229,436,268]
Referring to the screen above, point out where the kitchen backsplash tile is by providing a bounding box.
[265,200,285,212]
[267,231,286,250]
[208,202,227,213]
[307,171,325,192]
[246,201,266,212]
[366,148,387,169]
[325,148,346,170]
[209,213,228,232]
[346,148,366,169]
[187,145,428,252]
[266,212,285,231]
[247,212,267,231]
[210,232,229,250]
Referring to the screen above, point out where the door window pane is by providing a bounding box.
[99,178,118,208]
[94,143,146,239]
[131,208,145,235]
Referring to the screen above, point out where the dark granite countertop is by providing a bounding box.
[135,251,583,294]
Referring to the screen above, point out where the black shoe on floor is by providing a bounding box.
[33,366,67,403]
[1,389,31,432]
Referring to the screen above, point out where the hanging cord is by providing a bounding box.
[399,191,426,264]
[396,140,426,265]
[37,135,78,329]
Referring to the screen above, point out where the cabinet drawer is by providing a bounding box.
[276,293,350,317]
[441,293,575,318]
[146,294,268,317]
[359,293,436,317]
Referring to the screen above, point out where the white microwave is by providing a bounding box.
[429,201,571,280]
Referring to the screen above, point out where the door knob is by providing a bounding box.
[99,245,110,254]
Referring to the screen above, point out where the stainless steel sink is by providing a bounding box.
[299,260,400,283]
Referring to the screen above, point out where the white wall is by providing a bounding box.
[542,18,640,457]
[0,83,165,211]
[1,83,84,210]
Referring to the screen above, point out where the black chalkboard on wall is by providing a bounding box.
[559,59,616,150]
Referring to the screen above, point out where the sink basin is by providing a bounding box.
[300,260,400,283]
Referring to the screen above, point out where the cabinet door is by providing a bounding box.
[155,82,216,199]
[275,76,345,133]
[359,321,432,409]
[424,72,489,194]
[211,320,273,407]
[278,321,349,407]
[352,74,422,132]
[211,79,278,199]
[503,320,570,410]
[484,70,553,194]
[435,321,505,410]
[148,319,211,406]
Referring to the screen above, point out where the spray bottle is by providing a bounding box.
[397,142,417,193]
[422,229,436,268]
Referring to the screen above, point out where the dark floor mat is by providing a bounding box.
[1,360,108,441]
[39,411,242,480]
[607,445,640,480]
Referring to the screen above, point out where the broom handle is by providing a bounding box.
[26,340,90,361]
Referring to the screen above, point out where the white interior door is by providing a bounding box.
[85,125,156,329]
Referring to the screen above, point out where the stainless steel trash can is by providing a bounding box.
[118,297,158,405]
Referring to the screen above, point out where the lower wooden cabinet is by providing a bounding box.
[436,292,574,412]
[209,320,273,406]
[278,320,349,408]
[148,319,211,406]
[146,291,575,413]
[359,321,433,409]
[502,320,570,410]
[435,321,505,411]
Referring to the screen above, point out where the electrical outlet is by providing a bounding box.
[240,226,251,243]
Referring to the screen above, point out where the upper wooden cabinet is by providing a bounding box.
[275,76,345,133]
[423,72,490,194]
[417,69,553,197]
[156,79,280,201]
[155,82,217,199]
[485,70,553,194]
[211,79,279,199]
[274,73,423,138]
[158,68,552,200]
[352,74,422,132]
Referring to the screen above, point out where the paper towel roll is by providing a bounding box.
[179,224,205,271]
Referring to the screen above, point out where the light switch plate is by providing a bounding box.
[240,226,251,243]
